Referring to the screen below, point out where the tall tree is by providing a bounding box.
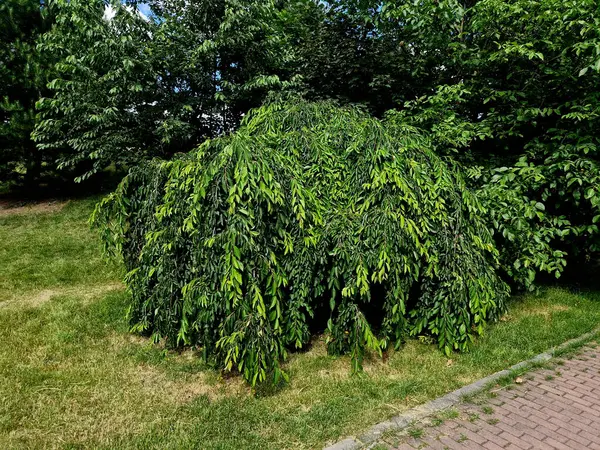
[295,0,469,115]
[468,0,600,267]
[34,0,310,181]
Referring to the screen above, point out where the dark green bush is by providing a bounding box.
[93,100,511,385]
[1,0,55,189]
[386,85,571,292]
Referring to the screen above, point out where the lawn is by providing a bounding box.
[1,199,599,449]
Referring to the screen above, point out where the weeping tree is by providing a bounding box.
[93,100,509,385]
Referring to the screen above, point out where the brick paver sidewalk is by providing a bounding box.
[375,344,600,450]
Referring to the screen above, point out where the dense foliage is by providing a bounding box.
[0,0,54,188]
[94,100,510,384]
[33,0,309,181]
[447,0,600,274]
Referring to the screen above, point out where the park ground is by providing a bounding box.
[1,198,600,449]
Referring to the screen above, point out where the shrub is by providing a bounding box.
[93,100,509,385]
[386,85,570,291]
[452,0,600,271]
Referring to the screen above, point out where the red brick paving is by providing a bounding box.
[379,344,600,450]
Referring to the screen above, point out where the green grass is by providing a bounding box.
[2,199,600,449]
[0,198,120,299]
[481,406,493,414]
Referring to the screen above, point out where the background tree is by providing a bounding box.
[34,0,311,181]
[295,0,467,116]
[0,0,54,190]
[456,0,600,274]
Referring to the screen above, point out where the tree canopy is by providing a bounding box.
[32,0,315,181]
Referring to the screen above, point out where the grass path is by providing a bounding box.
[1,199,600,449]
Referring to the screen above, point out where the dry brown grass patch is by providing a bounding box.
[522,304,570,319]
[0,282,124,309]
[0,199,68,217]
[128,361,248,404]
[106,333,248,404]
